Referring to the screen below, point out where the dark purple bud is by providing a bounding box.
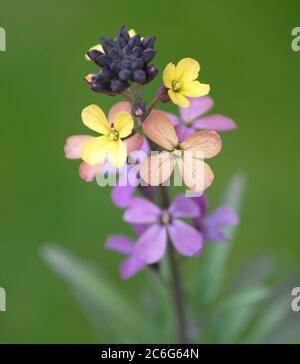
[107,48,120,59]
[122,59,132,69]
[87,49,103,59]
[90,78,106,92]
[117,37,127,48]
[128,35,141,49]
[111,80,128,93]
[156,86,170,103]
[142,49,156,63]
[119,69,132,81]
[132,102,147,118]
[100,37,115,53]
[97,55,113,67]
[121,44,129,55]
[131,58,144,70]
[111,61,122,73]
[133,70,146,84]
[131,47,142,57]
[97,67,111,82]
[85,27,157,96]
[118,25,130,41]
[146,64,159,82]
[87,50,104,66]
[142,36,156,49]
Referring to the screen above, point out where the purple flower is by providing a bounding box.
[164,96,236,141]
[124,194,203,264]
[106,235,146,279]
[192,195,239,242]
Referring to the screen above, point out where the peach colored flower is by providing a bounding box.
[139,110,221,192]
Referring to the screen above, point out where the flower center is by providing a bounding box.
[172,148,183,158]
[108,129,119,141]
[184,119,193,127]
[172,80,182,92]
[161,211,171,225]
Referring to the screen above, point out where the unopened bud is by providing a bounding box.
[156,86,170,103]
[132,102,146,118]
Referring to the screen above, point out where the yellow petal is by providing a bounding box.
[85,44,104,60]
[142,110,178,150]
[113,111,134,138]
[128,29,136,37]
[84,74,94,83]
[168,90,190,108]
[175,58,200,83]
[106,139,128,168]
[163,63,175,88]
[81,135,110,166]
[181,81,210,97]
[107,102,131,125]
[81,105,110,134]
[128,29,143,40]
[139,152,175,186]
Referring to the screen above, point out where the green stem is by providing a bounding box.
[148,96,159,112]
[124,86,189,344]
[121,91,133,102]
[159,185,189,344]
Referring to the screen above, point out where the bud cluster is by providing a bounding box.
[86,26,158,95]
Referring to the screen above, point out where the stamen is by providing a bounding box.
[161,212,171,225]
[172,148,183,158]
[108,129,119,141]
[172,80,182,92]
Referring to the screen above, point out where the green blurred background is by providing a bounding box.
[0,0,299,343]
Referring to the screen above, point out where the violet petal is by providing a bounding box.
[124,197,161,224]
[135,224,167,264]
[168,219,203,256]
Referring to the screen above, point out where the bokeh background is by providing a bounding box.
[1,0,299,343]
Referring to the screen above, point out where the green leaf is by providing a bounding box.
[41,244,154,342]
[196,173,247,305]
[142,270,174,343]
[211,286,271,343]
[244,280,299,343]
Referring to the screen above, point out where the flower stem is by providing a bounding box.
[125,86,188,343]
[159,185,189,344]
[168,243,189,344]
[121,91,133,102]
[148,96,159,112]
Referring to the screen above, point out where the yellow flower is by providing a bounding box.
[80,105,134,168]
[163,58,210,108]
[85,29,139,61]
